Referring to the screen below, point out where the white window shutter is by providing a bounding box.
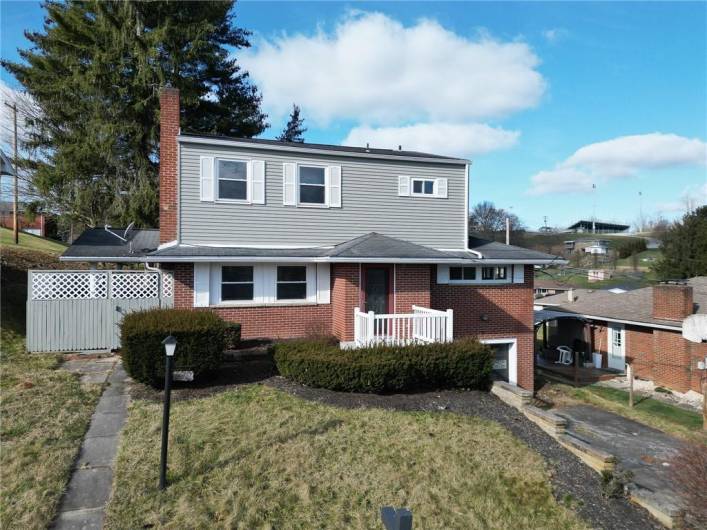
[251,160,265,204]
[306,264,317,302]
[316,263,331,303]
[327,166,342,207]
[435,178,448,198]
[398,176,410,196]
[436,265,450,284]
[193,263,210,307]
[200,157,215,201]
[283,163,296,205]
[513,265,525,284]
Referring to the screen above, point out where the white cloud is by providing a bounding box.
[527,133,707,195]
[342,122,519,158]
[240,12,546,126]
[542,28,568,43]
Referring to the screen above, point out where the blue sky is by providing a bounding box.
[2,1,706,230]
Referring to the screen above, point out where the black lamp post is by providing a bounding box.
[159,335,177,490]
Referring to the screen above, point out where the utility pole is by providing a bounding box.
[592,183,596,234]
[4,101,19,244]
[638,191,643,232]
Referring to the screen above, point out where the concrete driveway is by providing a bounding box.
[555,405,684,523]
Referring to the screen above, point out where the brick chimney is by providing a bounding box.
[159,87,179,244]
[652,283,693,321]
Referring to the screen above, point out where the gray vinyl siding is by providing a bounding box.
[179,142,467,248]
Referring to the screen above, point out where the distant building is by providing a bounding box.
[0,201,47,237]
[534,279,572,298]
[567,220,629,234]
[583,243,609,255]
[588,269,611,282]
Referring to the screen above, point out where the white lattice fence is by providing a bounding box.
[110,272,160,299]
[31,272,108,300]
[29,270,172,301]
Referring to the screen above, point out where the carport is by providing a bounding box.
[534,309,619,384]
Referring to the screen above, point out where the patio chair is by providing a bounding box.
[555,345,573,365]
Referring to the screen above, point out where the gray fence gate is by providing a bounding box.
[26,269,174,352]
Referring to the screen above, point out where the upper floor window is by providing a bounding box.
[411,178,435,196]
[218,160,248,201]
[449,266,476,281]
[398,176,447,199]
[277,266,307,300]
[221,266,254,301]
[482,266,507,280]
[299,166,326,205]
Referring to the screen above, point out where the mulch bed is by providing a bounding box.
[127,356,663,530]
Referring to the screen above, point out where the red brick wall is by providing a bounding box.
[431,265,535,391]
[159,88,179,244]
[589,318,704,394]
[332,263,360,341]
[652,284,693,321]
[171,263,332,339]
[394,265,431,312]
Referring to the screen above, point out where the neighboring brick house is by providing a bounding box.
[536,278,707,395]
[61,88,561,392]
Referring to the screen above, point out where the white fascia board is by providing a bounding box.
[535,306,682,332]
[177,135,469,166]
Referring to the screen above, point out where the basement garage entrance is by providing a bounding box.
[481,338,518,386]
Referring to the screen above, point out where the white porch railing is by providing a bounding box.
[353,305,453,347]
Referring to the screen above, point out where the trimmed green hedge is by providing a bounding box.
[273,337,494,393]
[120,308,226,387]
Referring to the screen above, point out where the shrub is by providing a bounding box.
[223,322,242,350]
[120,308,226,387]
[616,238,647,259]
[273,337,493,393]
[669,442,707,527]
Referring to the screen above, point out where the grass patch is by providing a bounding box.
[542,381,704,443]
[105,385,586,529]
[0,329,102,528]
[0,226,67,255]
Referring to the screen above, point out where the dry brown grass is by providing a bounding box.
[0,330,101,529]
[105,385,587,529]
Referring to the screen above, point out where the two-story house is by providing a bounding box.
[62,88,561,391]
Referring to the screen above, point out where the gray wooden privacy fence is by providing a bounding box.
[26,269,173,352]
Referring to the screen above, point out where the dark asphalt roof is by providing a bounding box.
[63,230,562,263]
[327,233,451,259]
[152,245,330,258]
[61,228,159,259]
[534,277,707,328]
[179,132,468,163]
[466,235,563,261]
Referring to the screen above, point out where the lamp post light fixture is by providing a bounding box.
[159,335,177,490]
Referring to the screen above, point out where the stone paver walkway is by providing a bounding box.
[52,359,129,530]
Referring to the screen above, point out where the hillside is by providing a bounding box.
[0,227,67,255]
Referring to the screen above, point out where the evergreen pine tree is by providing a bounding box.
[2,0,267,229]
[653,206,707,279]
[277,104,307,143]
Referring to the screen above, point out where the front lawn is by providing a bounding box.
[105,385,586,529]
[0,330,101,528]
[538,380,704,443]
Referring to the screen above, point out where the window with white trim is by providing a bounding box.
[449,266,476,282]
[482,266,507,280]
[221,266,254,301]
[276,266,307,300]
[217,159,248,200]
[411,178,435,196]
[298,166,326,204]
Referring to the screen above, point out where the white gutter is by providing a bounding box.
[177,135,469,166]
[60,255,564,265]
